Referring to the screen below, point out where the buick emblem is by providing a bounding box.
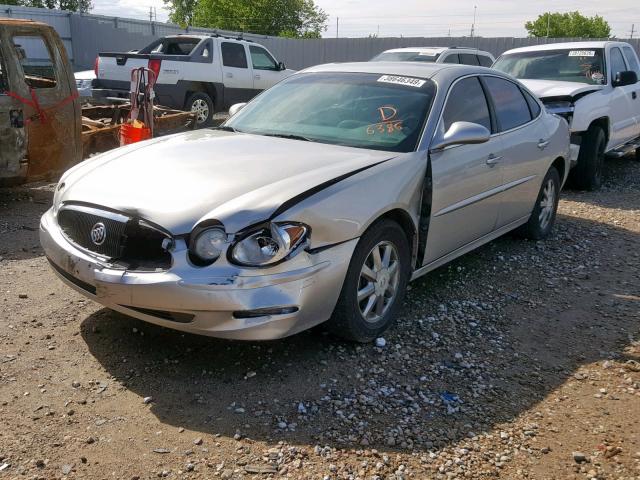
[90,222,107,246]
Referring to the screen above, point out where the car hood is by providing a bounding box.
[58,130,394,234]
[519,79,603,99]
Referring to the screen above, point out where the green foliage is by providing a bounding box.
[166,0,328,37]
[20,0,92,12]
[525,11,611,38]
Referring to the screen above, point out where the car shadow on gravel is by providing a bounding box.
[79,211,640,453]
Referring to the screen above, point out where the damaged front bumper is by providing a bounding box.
[40,208,355,340]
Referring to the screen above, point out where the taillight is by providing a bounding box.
[93,56,99,77]
[148,59,162,80]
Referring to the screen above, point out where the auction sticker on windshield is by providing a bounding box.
[377,75,427,88]
[568,50,596,57]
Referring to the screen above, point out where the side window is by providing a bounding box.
[522,88,541,118]
[12,35,57,89]
[478,55,493,67]
[249,45,278,70]
[442,53,459,64]
[483,76,532,131]
[459,53,480,66]
[442,76,492,132]
[622,46,640,76]
[221,42,248,69]
[610,47,628,77]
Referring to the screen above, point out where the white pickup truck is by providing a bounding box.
[494,41,640,190]
[93,34,295,125]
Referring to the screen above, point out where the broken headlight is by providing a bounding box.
[230,222,309,267]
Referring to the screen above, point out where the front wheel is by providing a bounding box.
[327,219,411,343]
[569,125,605,190]
[186,92,214,127]
[517,166,560,240]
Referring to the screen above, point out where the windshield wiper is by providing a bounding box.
[261,133,312,142]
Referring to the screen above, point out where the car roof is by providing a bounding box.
[502,41,627,55]
[380,46,491,55]
[303,61,495,81]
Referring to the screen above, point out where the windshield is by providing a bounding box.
[225,72,436,153]
[493,48,606,85]
[371,51,439,62]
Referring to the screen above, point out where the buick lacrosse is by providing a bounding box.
[41,62,570,342]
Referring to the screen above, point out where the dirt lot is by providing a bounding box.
[1,156,639,480]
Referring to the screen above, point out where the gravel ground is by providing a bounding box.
[0,156,639,480]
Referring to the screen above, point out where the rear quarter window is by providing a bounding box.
[459,53,480,66]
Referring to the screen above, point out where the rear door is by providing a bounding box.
[220,41,255,108]
[621,45,640,138]
[10,27,81,180]
[0,31,27,183]
[482,75,551,227]
[425,75,504,264]
[249,44,284,91]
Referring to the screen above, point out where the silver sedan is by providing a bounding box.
[40,62,570,342]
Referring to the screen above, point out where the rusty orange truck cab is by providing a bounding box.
[0,18,82,185]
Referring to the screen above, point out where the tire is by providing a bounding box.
[517,166,560,240]
[635,147,640,162]
[327,219,411,343]
[186,92,214,127]
[569,125,605,191]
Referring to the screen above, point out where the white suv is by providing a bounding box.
[371,47,495,67]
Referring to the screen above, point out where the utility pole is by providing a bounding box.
[546,12,551,37]
[470,5,477,38]
[631,24,636,40]
[336,17,339,38]
[149,6,153,23]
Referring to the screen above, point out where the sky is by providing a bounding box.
[90,0,640,39]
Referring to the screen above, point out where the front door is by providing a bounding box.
[219,41,255,108]
[6,26,81,181]
[0,29,27,183]
[608,46,638,148]
[248,45,284,91]
[424,75,504,264]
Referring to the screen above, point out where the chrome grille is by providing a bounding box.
[57,205,128,258]
[56,204,173,270]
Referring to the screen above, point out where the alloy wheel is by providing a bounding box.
[538,179,556,230]
[191,99,209,124]
[357,241,400,323]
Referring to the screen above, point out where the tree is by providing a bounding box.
[525,11,610,38]
[167,0,327,37]
[20,0,92,12]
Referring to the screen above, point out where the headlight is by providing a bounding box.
[191,227,227,264]
[230,222,309,267]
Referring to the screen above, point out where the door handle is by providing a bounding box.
[486,154,502,166]
[537,139,550,149]
[254,74,261,80]
[225,72,233,78]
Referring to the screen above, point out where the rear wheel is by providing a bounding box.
[569,125,605,190]
[186,92,214,127]
[327,220,410,343]
[517,166,560,240]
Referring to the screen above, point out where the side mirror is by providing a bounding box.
[430,121,491,151]
[612,70,638,87]
[228,102,247,118]
[278,61,286,71]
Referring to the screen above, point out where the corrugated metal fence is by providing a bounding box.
[2,4,640,71]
